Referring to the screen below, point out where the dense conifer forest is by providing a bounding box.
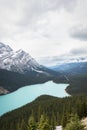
[0,95,87,130]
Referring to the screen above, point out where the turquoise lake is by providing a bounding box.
[0,81,69,116]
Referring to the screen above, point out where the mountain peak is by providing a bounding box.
[0,42,5,48]
[0,42,41,74]
[16,49,31,57]
[13,49,31,60]
[0,42,13,52]
[16,49,26,54]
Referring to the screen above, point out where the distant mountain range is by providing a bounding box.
[50,61,87,95]
[0,42,87,96]
[37,54,87,95]
[0,42,65,95]
[37,55,87,67]
[51,62,87,75]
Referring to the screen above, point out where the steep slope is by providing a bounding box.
[0,43,43,74]
[0,42,64,94]
[0,43,59,76]
[0,95,87,130]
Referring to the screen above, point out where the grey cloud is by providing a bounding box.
[70,48,87,55]
[0,0,20,11]
[17,0,77,27]
[0,0,24,38]
[0,0,77,33]
[70,27,87,41]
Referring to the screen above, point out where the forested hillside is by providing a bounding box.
[51,62,87,95]
[0,95,87,130]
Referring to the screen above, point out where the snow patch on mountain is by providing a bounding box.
[0,43,43,74]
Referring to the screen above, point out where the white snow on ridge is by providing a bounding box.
[0,43,42,74]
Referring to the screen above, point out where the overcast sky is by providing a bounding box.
[0,0,87,58]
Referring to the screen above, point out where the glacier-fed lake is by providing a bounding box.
[0,81,69,116]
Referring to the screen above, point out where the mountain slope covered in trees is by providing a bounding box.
[0,95,87,130]
[0,42,65,94]
[51,62,87,95]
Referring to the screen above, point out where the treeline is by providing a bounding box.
[0,95,87,130]
[54,71,87,96]
[65,74,87,95]
[0,69,53,93]
[0,68,64,94]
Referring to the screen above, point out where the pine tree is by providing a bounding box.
[21,119,27,130]
[28,115,37,130]
[51,113,56,130]
[16,122,21,130]
[38,106,42,121]
[61,112,68,127]
[64,114,84,130]
[38,114,51,130]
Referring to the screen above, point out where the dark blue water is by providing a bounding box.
[0,81,69,116]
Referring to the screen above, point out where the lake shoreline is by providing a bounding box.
[0,81,69,116]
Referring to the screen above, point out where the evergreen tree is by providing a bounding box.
[28,115,37,130]
[1,95,87,130]
[21,119,27,130]
[64,114,84,130]
[38,106,42,121]
[38,115,51,130]
[61,113,68,127]
[16,122,21,130]
[51,113,56,130]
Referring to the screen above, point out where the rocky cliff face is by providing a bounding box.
[0,86,9,95]
[0,42,63,95]
[0,42,47,74]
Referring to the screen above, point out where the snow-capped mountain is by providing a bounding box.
[0,42,66,95]
[0,42,45,74]
[0,42,13,53]
[0,42,13,60]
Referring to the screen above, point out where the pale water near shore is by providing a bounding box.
[0,81,69,116]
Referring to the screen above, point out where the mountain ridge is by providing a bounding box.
[51,61,87,96]
[0,43,41,74]
[0,42,65,95]
[37,55,87,67]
